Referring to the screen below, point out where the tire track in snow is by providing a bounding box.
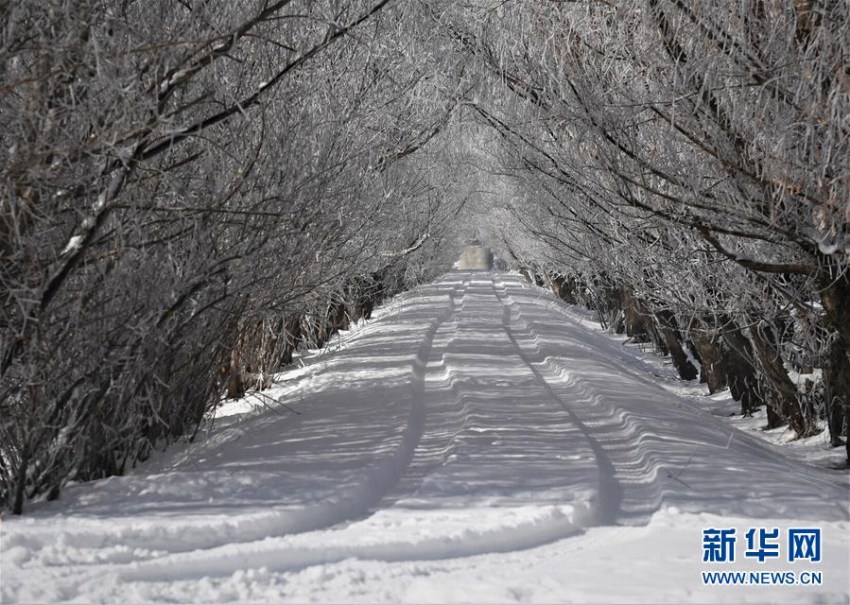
[494,275,850,523]
[373,301,468,507]
[69,278,472,586]
[368,275,471,510]
[494,277,679,522]
[0,279,467,590]
[6,272,847,604]
[491,277,624,525]
[117,273,601,583]
[116,505,589,583]
[376,273,600,508]
[371,273,600,544]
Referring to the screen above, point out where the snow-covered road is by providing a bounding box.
[2,273,848,603]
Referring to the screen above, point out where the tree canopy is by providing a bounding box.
[2,0,848,513]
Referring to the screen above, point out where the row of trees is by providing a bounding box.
[3,0,846,514]
[0,0,470,513]
[436,0,849,461]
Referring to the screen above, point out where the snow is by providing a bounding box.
[93,190,108,212]
[817,240,840,256]
[552,299,848,472]
[2,272,848,604]
[59,235,84,256]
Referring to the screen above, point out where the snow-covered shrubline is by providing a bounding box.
[1,272,848,604]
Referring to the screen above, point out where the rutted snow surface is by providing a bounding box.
[2,273,848,603]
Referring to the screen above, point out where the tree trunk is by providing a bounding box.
[820,271,850,458]
[12,443,28,515]
[721,322,764,416]
[655,310,699,381]
[690,321,728,394]
[279,315,302,366]
[748,323,811,436]
[550,272,578,304]
[622,286,651,343]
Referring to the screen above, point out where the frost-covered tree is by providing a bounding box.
[0,0,467,513]
[3,0,847,515]
[430,0,849,456]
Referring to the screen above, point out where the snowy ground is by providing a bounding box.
[2,272,848,604]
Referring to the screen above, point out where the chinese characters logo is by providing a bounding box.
[702,527,821,563]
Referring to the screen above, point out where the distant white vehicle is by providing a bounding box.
[456,245,493,270]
